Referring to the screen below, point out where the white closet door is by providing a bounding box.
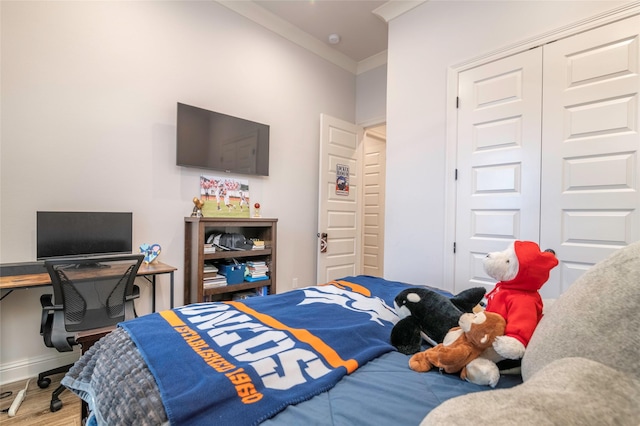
[541,15,640,297]
[454,48,543,293]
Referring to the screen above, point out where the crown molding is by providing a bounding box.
[365,125,387,140]
[216,0,358,74]
[451,0,640,71]
[372,1,427,23]
[357,50,387,75]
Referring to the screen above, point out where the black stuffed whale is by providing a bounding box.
[391,287,486,355]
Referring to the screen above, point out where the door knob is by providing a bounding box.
[318,233,328,253]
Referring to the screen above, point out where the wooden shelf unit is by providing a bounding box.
[184,217,277,303]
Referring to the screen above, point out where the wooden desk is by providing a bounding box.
[136,262,177,311]
[0,261,177,311]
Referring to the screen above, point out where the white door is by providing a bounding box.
[362,125,386,277]
[540,15,640,297]
[454,48,543,293]
[317,114,364,284]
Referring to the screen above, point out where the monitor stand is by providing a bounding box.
[63,262,111,270]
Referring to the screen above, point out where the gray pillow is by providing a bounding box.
[422,357,640,426]
[522,240,640,382]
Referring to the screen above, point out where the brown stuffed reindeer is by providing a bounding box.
[408,311,506,382]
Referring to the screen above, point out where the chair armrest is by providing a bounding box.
[40,294,64,340]
[40,294,63,311]
[126,284,141,302]
[40,294,54,337]
[40,293,53,309]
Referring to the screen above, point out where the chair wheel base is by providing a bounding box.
[50,398,63,412]
[38,377,51,389]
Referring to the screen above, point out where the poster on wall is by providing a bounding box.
[200,175,250,218]
[335,164,349,196]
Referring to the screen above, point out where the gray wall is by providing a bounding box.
[356,65,387,127]
[0,0,356,383]
[383,1,630,289]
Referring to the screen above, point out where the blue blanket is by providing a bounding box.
[120,276,440,426]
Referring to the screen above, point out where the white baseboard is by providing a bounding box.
[0,350,80,386]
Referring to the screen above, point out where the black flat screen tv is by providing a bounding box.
[36,211,133,260]
[176,102,270,176]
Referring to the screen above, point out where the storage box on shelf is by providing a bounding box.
[184,217,277,303]
[218,262,246,285]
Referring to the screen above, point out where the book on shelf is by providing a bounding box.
[250,239,265,250]
[246,260,269,280]
[203,264,218,274]
[204,274,225,281]
[204,244,216,254]
[232,291,259,300]
[204,275,226,282]
[203,275,227,288]
[203,283,227,289]
[204,283,227,289]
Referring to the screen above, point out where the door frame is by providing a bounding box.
[361,124,387,277]
[443,3,640,292]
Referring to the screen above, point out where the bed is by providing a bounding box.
[62,275,522,425]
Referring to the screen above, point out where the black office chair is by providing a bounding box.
[37,254,144,412]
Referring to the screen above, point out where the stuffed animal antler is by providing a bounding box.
[408,311,506,381]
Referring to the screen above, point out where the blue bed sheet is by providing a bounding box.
[62,276,523,426]
[265,350,522,425]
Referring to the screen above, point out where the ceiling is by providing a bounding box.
[217,1,426,74]
[254,0,389,63]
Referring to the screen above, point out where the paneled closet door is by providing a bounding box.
[454,48,543,293]
[541,15,640,297]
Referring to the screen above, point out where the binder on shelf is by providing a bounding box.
[245,275,269,282]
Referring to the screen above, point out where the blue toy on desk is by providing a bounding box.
[139,243,161,264]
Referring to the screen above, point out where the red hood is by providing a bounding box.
[498,241,559,292]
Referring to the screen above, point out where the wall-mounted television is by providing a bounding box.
[36,211,133,260]
[176,102,270,176]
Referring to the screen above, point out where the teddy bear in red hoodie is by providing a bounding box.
[464,240,558,387]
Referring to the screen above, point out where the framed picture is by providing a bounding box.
[200,175,250,218]
[336,164,349,195]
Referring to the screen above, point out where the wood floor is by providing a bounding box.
[0,373,81,426]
